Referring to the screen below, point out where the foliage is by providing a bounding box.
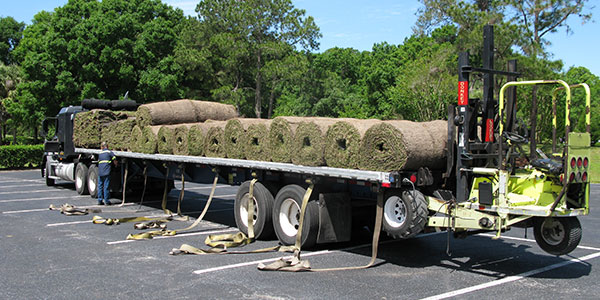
[0,16,25,65]
[0,144,43,168]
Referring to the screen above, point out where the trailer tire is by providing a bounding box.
[533,217,582,256]
[88,165,98,198]
[75,163,89,195]
[234,181,274,240]
[45,161,55,187]
[273,184,319,248]
[382,189,428,239]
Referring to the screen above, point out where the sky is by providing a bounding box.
[2,0,599,76]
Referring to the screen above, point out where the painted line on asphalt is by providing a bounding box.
[192,232,444,275]
[479,233,600,252]
[46,208,233,227]
[107,227,239,245]
[0,195,88,203]
[0,189,56,195]
[0,178,44,183]
[420,251,600,300]
[3,203,137,214]
[0,183,46,189]
[180,185,231,191]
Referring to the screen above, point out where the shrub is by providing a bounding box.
[0,144,44,168]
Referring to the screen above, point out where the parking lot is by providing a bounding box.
[1,169,599,299]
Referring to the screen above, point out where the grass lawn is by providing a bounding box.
[591,146,600,184]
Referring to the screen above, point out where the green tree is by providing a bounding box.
[195,0,321,118]
[14,0,185,120]
[0,62,23,143]
[0,17,25,65]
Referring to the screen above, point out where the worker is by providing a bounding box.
[98,141,117,205]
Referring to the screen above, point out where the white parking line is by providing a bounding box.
[421,251,600,300]
[0,183,46,189]
[46,220,92,227]
[107,228,239,245]
[479,233,600,252]
[182,185,231,191]
[0,195,88,203]
[0,178,44,183]
[0,189,55,195]
[191,232,444,275]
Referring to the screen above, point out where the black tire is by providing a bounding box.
[88,164,99,198]
[272,184,319,248]
[44,161,55,187]
[533,217,582,256]
[234,181,274,240]
[75,163,89,195]
[382,189,428,239]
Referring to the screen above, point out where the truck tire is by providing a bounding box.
[382,189,428,239]
[533,217,582,256]
[88,165,98,198]
[272,184,319,248]
[234,181,274,240]
[75,163,89,195]
[45,161,55,187]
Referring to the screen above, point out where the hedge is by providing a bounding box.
[0,145,44,169]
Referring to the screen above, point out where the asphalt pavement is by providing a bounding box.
[1,169,599,299]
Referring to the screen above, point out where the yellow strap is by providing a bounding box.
[247,178,257,239]
[49,203,101,215]
[161,166,173,215]
[136,165,148,212]
[258,187,384,272]
[119,161,128,207]
[177,165,185,216]
[92,215,172,226]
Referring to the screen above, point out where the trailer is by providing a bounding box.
[41,25,592,255]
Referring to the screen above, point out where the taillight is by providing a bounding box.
[582,172,588,182]
[577,157,582,168]
[583,157,589,168]
[560,174,564,183]
[570,172,576,182]
[571,158,576,168]
[409,174,417,183]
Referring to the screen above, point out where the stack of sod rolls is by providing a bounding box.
[73,110,134,148]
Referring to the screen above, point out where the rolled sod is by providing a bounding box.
[204,121,228,158]
[157,125,177,154]
[136,99,238,127]
[130,126,159,154]
[267,117,306,163]
[73,109,119,148]
[359,120,447,171]
[224,119,272,160]
[188,124,210,156]
[291,118,341,166]
[243,120,272,161]
[173,124,194,156]
[101,117,137,151]
[324,119,382,169]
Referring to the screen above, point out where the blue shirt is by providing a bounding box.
[98,150,116,177]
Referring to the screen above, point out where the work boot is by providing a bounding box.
[97,201,104,206]
[104,201,111,206]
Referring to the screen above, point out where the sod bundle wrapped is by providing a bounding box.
[130,125,159,154]
[224,119,272,160]
[291,118,342,166]
[266,117,306,163]
[101,117,137,151]
[324,119,382,169]
[136,99,238,127]
[359,120,447,171]
[204,121,228,158]
[73,110,133,148]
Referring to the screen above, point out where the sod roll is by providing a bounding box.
[224,119,272,160]
[324,119,382,169]
[267,117,306,163]
[359,120,447,171]
[173,124,195,156]
[129,125,143,152]
[136,99,238,127]
[188,123,211,156]
[204,121,228,158]
[130,126,159,154]
[157,125,177,154]
[243,120,272,162]
[291,118,341,166]
[101,117,137,151]
[73,109,119,148]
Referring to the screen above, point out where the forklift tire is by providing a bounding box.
[234,181,274,240]
[75,163,89,195]
[533,217,582,256]
[44,161,55,187]
[88,165,98,198]
[272,184,319,248]
[382,189,428,239]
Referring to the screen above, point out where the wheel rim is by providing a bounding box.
[540,218,565,246]
[279,198,301,237]
[88,176,96,194]
[239,193,258,227]
[76,170,83,190]
[384,195,407,228]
